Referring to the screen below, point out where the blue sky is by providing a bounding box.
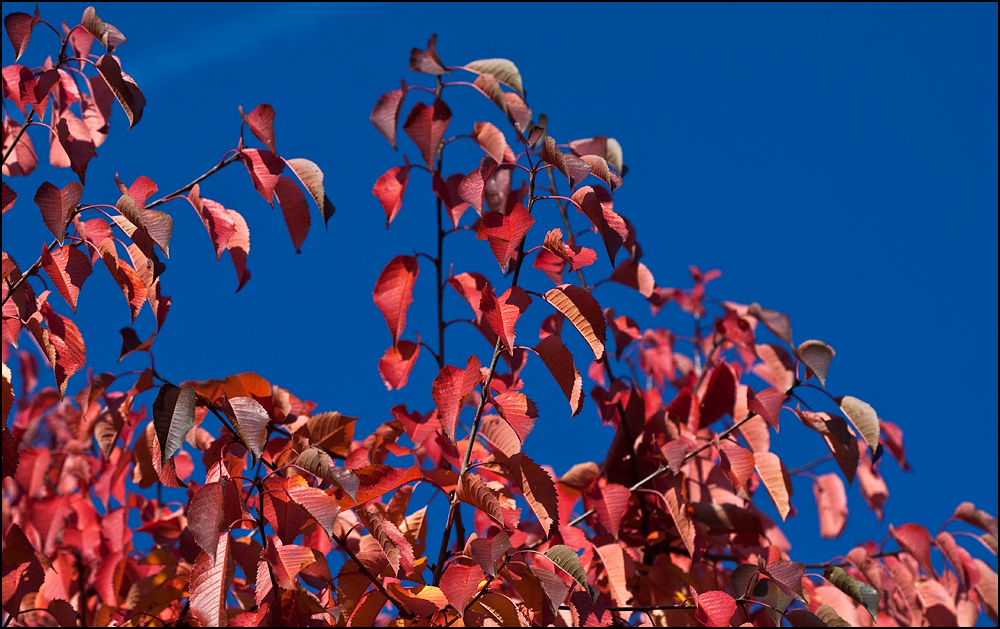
[3,1,997,570]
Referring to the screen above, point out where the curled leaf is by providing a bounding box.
[543,284,606,360]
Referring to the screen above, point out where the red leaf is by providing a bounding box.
[371,80,408,148]
[571,185,629,265]
[273,175,310,253]
[754,343,796,393]
[409,34,449,74]
[796,409,859,485]
[447,271,489,323]
[372,255,419,344]
[477,203,534,272]
[814,473,848,539]
[441,563,485,616]
[762,559,806,601]
[285,157,335,225]
[605,308,641,361]
[268,543,316,589]
[1,118,38,176]
[748,302,793,346]
[468,531,512,577]
[464,58,525,98]
[186,185,251,291]
[471,72,508,116]
[82,73,114,147]
[879,420,912,471]
[473,121,511,163]
[663,474,706,561]
[286,476,340,539]
[189,532,234,627]
[542,284,606,360]
[542,136,591,189]
[542,228,597,271]
[509,452,558,537]
[433,173,470,228]
[719,440,755,495]
[479,415,522,457]
[587,483,631,539]
[458,156,498,214]
[357,508,415,575]
[610,258,655,298]
[403,99,452,168]
[38,301,85,397]
[218,395,270,464]
[579,154,622,191]
[40,244,91,312]
[532,335,583,416]
[96,53,143,127]
[344,464,421,508]
[696,590,736,627]
[4,8,41,61]
[55,117,97,184]
[81,7,126,53]
[756,451,793,520]
[1,181,16,214]
[491,390,537,443]
[96,240,147,322]
[379,338,420,390]
[890,523,935,577]
[699,362,737,428]
[457,472,506,527]
[480,285,532,354]
[239,104,276,154]
[188,482,226,562]
[533,248,565,284]
[239,148,285,205]
[373,162,410,228]
[432,355,483,442]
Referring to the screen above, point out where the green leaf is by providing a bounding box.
[836,395,881,460]
[464,58,525,98]
[544,545,589,598]
[824,565,879,621]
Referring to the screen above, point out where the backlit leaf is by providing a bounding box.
[344,464,421,508]
[239,103,276,154]
[491,390,536,443]
[457,472,505,525]
[571,185,629,265]
[273,175,310,252]
[378,338,421,390]
[5,9,40,60]
[96,54,143,127]
[755,343,796,393]
[81,6,126,53]
[823,565,880,621]
[152,383,195,463]
[797,339,835,387]
[373,162,410,228]
[510,452,558,537]
[532,335,583,416]
[1,182,15,213]
[473,121,510,163]
[299,411,357,457]
[372,254,419,345]
[696,590,736,627]
[755,451,792,520]
[34,181,82,244]
[588,483,631,539]
[40,245,91,313]
[814,473,848,539]
[218,395,269,465]
[285,157,335,225]
[476,203,534,272]
[748,302,793,346]
[479,414,522,457]
[879,420,912,471]
[579,154,622,192]
[268,543,316,589]
[796,409,859,484]
[357,507,414,575]
[188,482,225,563]
[432,355,483,442]
[480,285,532,354]
[465,58,525,98]
[468,531,511,577]
[890,523,935,576]
[468,592,522,627]
[239,148,284,205]
[296,447,359,500]
[189,531,234,627]
[542,228,597,271]
[543,284,606,360]
[542,136,591,189]
[55,118,97,184]
[762,559,805,601]
[432,172,470,228]
[610,259,655,297]
[698,362,737,427]
[371,80,408,148]
[837,395,881,462]
[403,99,452,168]
[953,502,998,537]
[441,562,485,616]
[447,271,489,323]
[472,73,508,115]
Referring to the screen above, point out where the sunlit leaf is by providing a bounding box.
[510,453,558,537]
[403,99,452,168]
[441,562,484,616]
[465,58,525,98]
[457,472,505,526]
[40,245,91,313]
[81,6,126,53]
[480,285,531,354]
[544,545,588,593]
[239,104,276,154]
[273,175,310,253]
[410,33,449,74]
[797,339,835,388]
[814,473,848,539]
[152,383,195,463]
[372,255,419,345]
[189,531,234,627]
[432,355,482,442]
[755,451,792,520]
[357,507,414,575]
[476,203,534,272]
[34,181,82,245]
[239,147,284,205]
[96,54,143,127]
[889,523,935,576]
[695,590,736,627]
[542,136,591,189]
[4,8,40,61]
[836,395,881,462]
[295,447,359,500]
[542,284,605,360]
[373,162,410,228]
[378,338,421,390]
[823,565,880,621]
[285,157,335,225]
[532,335,583,416]
[187,482,225,563]
[588,483,631,539]
[55,118,97,183]
[371,80,408,148]
[218,395,269,465]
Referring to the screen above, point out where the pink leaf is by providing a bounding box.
[542,284,606,360]
[814,473,848,539]
[698,362,737,428]
[508,453,558,537]
[373,162,410,228]
[403,99,452,168]
[372,255,419,344]
[476,203,534,272]
[96,54,143,127]
[542,228,597,271]
[447,271,489,323]
[890,523,936,577]
[571,185,629,265]
[542,136,591,189]
[239,104,276,154]
[4,8,41,61]
[695,590,736,627]
[491,390,537,443]
[371,80,408,148]
[610,259,655,298]
[189,533,234,627]
[533,248,565,284]
[433,173,470,228]
[480,285,532,354]
[1,119,37,176]
[441,563,485,616]
[33,180,82,244]
[273,175,310,253]
[379,338,421,390]
[39,245,91,312]
[473,121,510,163]
[587,483,631,539]
[55,117,97,184]
[432,355,483,442]
[409,34,449,74]
[755,451,793,520]
[239,148,285,205]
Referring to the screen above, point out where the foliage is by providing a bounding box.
[2,7,997,627]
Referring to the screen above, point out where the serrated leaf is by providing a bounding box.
[542,136,591,189]
[152,383,195,463]
[836,395,881,461]
[81,6,126,53]
[40,245,91,313]
[285,157,335,225]
[239,147,284,205]
[480,284,531,354]
[889,523,935,576]
[755,451,792,520]
[295,447,359,500]
[532,335,583,416]
[189,531,234,627]
[544,545,588,593]
[762,559,805,601]
[797,339,835,387]
[239,104,276,154]
[510,453,558,537]
[218,395,269,465]
[588,483,631,539]
[378,338,420,390]
[441,563,484,616]
[5,9,40,61]
[55,118,96,184]
[372,255,419,345]
[286,478,340,539]
[34,180,82,244]
[409,34,448,74]
[476,203,534,272]
[491,391,536,443]
[357,507,414,575]
[543,284,606,360]
[344,464,421,508]
[403,99,451,168]
[299,411,357,457]
[272,175,310,253]
[465,58,525,98]
[373,162,410,228]
[432,355,483,442]
[371,80,408,149]
[188,482,225,563]
[695,590,736,627]
[96,54,143,127]
[824,565,880,621]
[456,472,505,526]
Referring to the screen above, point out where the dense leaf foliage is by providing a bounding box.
[2,10,997,628]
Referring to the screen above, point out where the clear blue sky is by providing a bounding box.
[3,2,997,568]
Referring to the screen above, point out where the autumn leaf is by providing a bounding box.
[431,355,483,442]
[532,335,584,416]
[542,284,606,360]
[371,80,408,148]
[239,103,276,154]
[797,339,835,387]
[273,175,310,253]
[34,180,82,244]
[372,255,419,345]
[480,284,532,353]
[152,383,195,463]
[378,338,421,390]
[403,99,451,168]
[476,203,534,272]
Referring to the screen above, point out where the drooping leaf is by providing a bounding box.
[188,531,234,627]
[491,390,536,443]
[409,34,449,74]
[378,338,421,390]
[473,121,510,163]
[814,473,848,539]
[403,99,452,168]
[186,185,251,291]
[371,80,408,148]
[447,271,489,323]
[953,502,999,537]
[823,565,880,621]
[509,453,558,537]
[889,523,935,577]
[571,185,629,265]
[432,355,483,442]
[698,362,737,428]
[755,451,792,520]
[433,172,470,228]
[544,545,588,593]
[267,543,316,589]
[373,162,410,228]
[458,156,498,214]
[40,245,91,313]
[479,414,522,457]
[34,180,82,244]
[357,507,414,575]
[218,395,269,465]
[343,464,421,508]
[239,147,285,205]
[542,228,597,271]
[187,482,225,563]
[81,6,126,53]
[95,54,143,127]
[55,118,97,184]
[471,72,508,116]
[588,483,631,539]
[299,411,357,457]
[467,592,522,627]
[748,302,793,346]
[695,590,736,627]
[878,420,912,471]
[239,104,276,154]
[761,559,806,601]
[797,339,835,387]
[295,447,359,500]
[532,335,584,416]
[579,154,622,192]
[152,383,195,463]
[837,395,881,462]
[609,259,655,297]
[476,203,534,272]
[4,9,40,61]
[543,284,606,360]
[465,58,525,98]
[663,474,706,561]
[372,255,419,345]
[468,531,511,578]
[2,182,16,214]
[542,136,591,189]
[456,472,505,526]
[273,175,310,253]
[796,409,859,484]
[285,157,335,225]
[755,343,797,393]
[480,284,531,354]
